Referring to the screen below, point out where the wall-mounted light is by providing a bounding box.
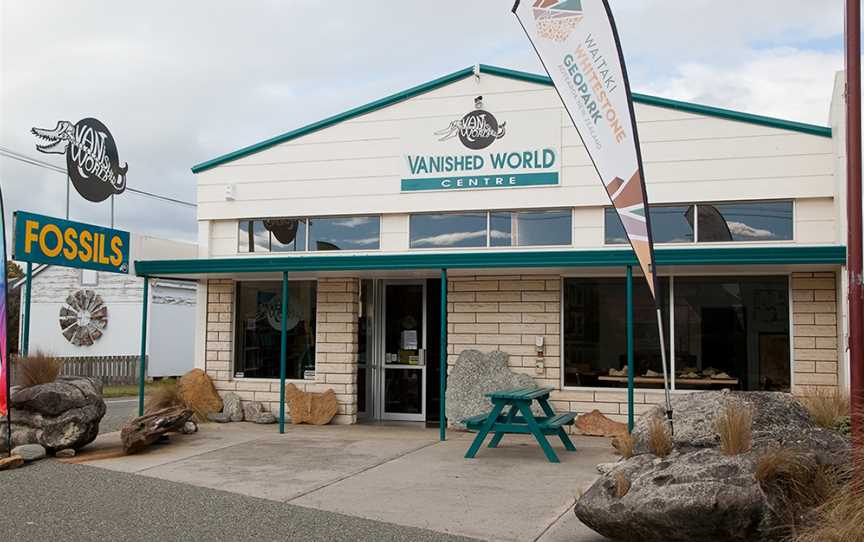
[224,184,235,201]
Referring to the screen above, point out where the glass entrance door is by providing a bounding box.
[380,281,426,421]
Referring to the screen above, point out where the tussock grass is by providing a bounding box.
[798,387,850,431]
[611,431,636,459]
[717,400,753,455]
[614,471,630,498]
[646,417,672,458]
[795,457,864,542]
[144,379,184,414]
[15,351,63,387]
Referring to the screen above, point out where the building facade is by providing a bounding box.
[137,65,849,426]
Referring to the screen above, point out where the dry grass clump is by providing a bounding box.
[646,417,673,457]
[798,387,850,431]
[795,457,864,542]
[614,471,631,498]
[15,351,63,387]
[144,379,184,414]
[611,431,636,459]
[717,400,753,455]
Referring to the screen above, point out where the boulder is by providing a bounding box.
[445,350,537,428]
[285,383,337,425]
[254,412,276,424]
[242,401,266,421]
[11,444,46,462]
[222,392,244,422]
[206,412,230,423]
[120,406,194,454]
[177,369,222,421]
[574,391,852,542]
[575,410,627,437]
[0,455,24,471]
[0,376,106,452]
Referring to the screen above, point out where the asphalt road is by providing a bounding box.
[100,397,139,433]
[1,460,477,542]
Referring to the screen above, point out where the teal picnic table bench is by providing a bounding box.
[462,386,577,463]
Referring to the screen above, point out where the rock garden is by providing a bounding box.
[574,389,859,542]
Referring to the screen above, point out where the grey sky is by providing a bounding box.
[0,1,847,243]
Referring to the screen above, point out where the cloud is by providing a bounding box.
[726,221,776,239]
[413,230,487,247]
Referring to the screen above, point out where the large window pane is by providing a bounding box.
[515,209,572,246]
[489,212,513,247]
[238,220,270,252]
[410,212,487,248]
[563,277,668,388]
[309,216,380,251]
[233,280,316,379]
[673,276,789,391]
[697,201,792,242]
[267,218,306,252]
[605,206,694,244]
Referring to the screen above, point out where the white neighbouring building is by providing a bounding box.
[134,65,850,426]
[17,235,198,379]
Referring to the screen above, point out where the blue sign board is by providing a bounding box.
[12,211,130,273]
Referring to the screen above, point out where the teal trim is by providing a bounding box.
[191,64,832,173]
[135,245,846,276]
[626,265,634,433]
[440,268,447,442]
[138,278,149,416]
[22,262,32,357]
[279,271,288,434]
[401,172,559,192]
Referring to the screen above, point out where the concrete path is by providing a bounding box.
[80,423,613,541]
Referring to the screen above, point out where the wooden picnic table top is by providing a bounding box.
[484,386,554,401]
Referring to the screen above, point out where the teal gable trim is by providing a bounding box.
[135,246,846,276]
[191,64,832,173]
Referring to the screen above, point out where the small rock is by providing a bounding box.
[54,449,76,458]
[11,444,46,462]
[0,455,24,470]
[254,412,276,424]
[180,421,198,434]
[242,401,266,421]
[207,412,230,423]
[222,392,243,422]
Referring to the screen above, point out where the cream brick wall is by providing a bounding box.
[791,271,841,395]
[203,278,359,424]
[446,275,561,389]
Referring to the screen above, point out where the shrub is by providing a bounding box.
[716,400,752,455]
[614,471,630,498]
[14,351,63,387]
[798,387,849,430]
[646,417,672,458]
[144,379,183,414]
[611,431,636,459]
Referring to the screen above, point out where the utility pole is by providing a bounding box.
[845,0,862,447]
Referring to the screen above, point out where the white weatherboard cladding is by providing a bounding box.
[195,73,835,224]
[400,107,561,192]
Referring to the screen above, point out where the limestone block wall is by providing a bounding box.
[446,274,561,389]
[203,278,359,424]
[791,271,841,395]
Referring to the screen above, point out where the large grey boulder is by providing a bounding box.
[575,391,852,541]
[223,392,244,422]
[0,376,106,452]
[445,349,537,429]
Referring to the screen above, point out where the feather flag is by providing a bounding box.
[513,0,673,422]
[0,185,9,451]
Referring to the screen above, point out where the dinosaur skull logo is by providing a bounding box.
[32,118,128,203]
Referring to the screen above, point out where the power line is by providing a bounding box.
[0,145,197,207]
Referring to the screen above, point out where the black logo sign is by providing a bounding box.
[435,96,506,150]
[32,118,128,203]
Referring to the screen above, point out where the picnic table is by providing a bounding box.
[462,386,577,463]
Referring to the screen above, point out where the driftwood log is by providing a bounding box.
[121,406,194,454]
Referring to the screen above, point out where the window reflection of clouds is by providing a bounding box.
[410,213,487,248]
[309,216,380,250]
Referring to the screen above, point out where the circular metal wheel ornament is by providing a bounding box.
[59,289,108,346]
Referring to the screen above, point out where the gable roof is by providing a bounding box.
[192,64,833,174]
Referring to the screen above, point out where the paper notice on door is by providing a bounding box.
[401,330,418,350]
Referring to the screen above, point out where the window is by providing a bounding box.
[697,202,792,242]
[562,277,669,388]
[308,216,380,251]
[491,209,572,246]
[410,209,572,249]
[673,276,789,391]
[239,215,379,252]
[233,280,316,379]
[410,212,487,248]
[605,205,694,244]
